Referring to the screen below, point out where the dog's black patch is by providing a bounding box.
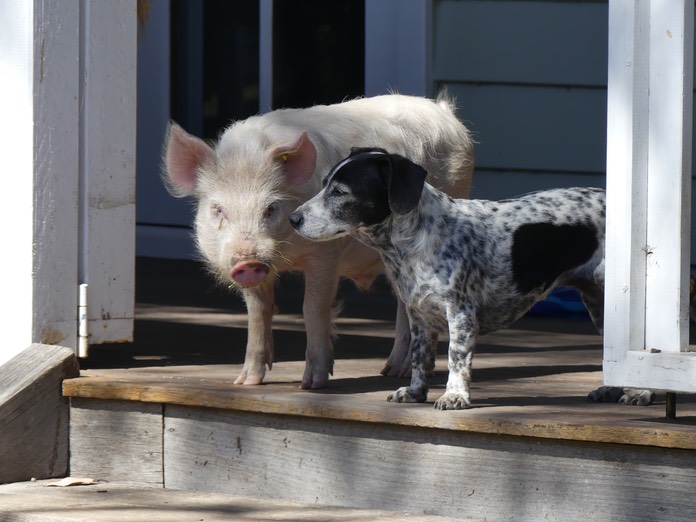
[511,223,598,294]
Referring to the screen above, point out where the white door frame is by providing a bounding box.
[0,0,136,365]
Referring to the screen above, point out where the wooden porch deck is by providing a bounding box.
[67,258,696,451]
[56,259,696,520]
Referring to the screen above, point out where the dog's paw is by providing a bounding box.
[619,388,655,406]
[387,386,427,403]
[587,386,654,406]
[434,392,471,411]
[586,385,624,403]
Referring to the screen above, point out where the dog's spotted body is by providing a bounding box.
[290,148,652,409]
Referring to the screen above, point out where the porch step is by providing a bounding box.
[0,480,467,521]
[62,337,696,521]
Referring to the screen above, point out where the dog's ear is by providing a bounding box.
[385,155,428,215]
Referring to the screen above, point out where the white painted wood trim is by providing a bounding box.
[644,0,693,352]
[365,0,433,97]
[604,0,694,391]
[0,1,85,365]
[604,0,649,366]
[0,1,37,365]
[79,0,137,346]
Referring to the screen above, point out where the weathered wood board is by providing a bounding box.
[163,405,696,521]
[0,344,79,484]
[69,398,163,486]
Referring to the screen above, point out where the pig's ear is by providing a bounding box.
[164,122,216,197]
[270,132,317,185]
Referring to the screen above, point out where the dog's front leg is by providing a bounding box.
[387,317,437,403]
[434,305,478,410]
[300,253,340,389]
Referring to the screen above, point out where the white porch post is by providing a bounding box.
[0,1,136,366]
[604,0,696,393]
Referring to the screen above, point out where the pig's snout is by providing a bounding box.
[230,260,270,287]
[288,211,303,230]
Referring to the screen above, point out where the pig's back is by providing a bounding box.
[223,94,474,197]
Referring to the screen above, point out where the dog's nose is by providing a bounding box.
[288,211,303,229]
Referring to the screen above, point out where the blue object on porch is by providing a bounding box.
[528,287,590,320]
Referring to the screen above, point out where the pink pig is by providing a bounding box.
[163,94,474,389]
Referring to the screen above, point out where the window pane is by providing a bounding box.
[273,0,364,109]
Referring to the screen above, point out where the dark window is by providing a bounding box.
[170,0,364,138]
[272,0,364,109]
[171,0,259,139]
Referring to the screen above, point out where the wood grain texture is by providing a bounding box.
[164,405,696,521]
[69,398,163,486]
[0,344,79,484]
[0,480,467,522]
[81,0,136,345]
[63,344,696,451]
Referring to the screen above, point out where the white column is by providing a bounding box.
[604,0,696,392]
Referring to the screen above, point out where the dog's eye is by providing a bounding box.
[331,186,347,196]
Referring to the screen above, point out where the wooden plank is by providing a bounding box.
[0,1,82,362]
[604,0,650,370]
[0,480,465,522]
[32,1,81,351]
[644,0,693,353]
[164,405,696,521]
[433,1,608,87]
[469,169,605,201]
[0,1,35,364]
[69,398,163,485]
[0,344,79,483]
[62,352,696,451]
[81,0,136,346]
[604,0,696,392]
[443,83,608,174]
[365,0,432,96]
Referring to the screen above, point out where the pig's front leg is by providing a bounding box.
[235,281,275,385]
[388,317,437,403]
[300,255,340,389]
[381,297,412,377]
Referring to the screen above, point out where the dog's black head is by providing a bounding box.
[288,148,428,241]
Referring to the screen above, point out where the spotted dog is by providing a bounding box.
[290,148,653,409]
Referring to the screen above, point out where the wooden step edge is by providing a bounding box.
[62,375,696,452]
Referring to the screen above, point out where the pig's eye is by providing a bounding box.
[211,204,226,229]
[212,204,225,218]
[263,202,278,220]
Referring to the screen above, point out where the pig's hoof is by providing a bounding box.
[299,376,328,390]
[387,386,426,403]
[381,345,412,377]
[381,362,412,378]
[434,392,470,410]
[234,371,265,386]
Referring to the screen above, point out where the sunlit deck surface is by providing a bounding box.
[66,258,696,450]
